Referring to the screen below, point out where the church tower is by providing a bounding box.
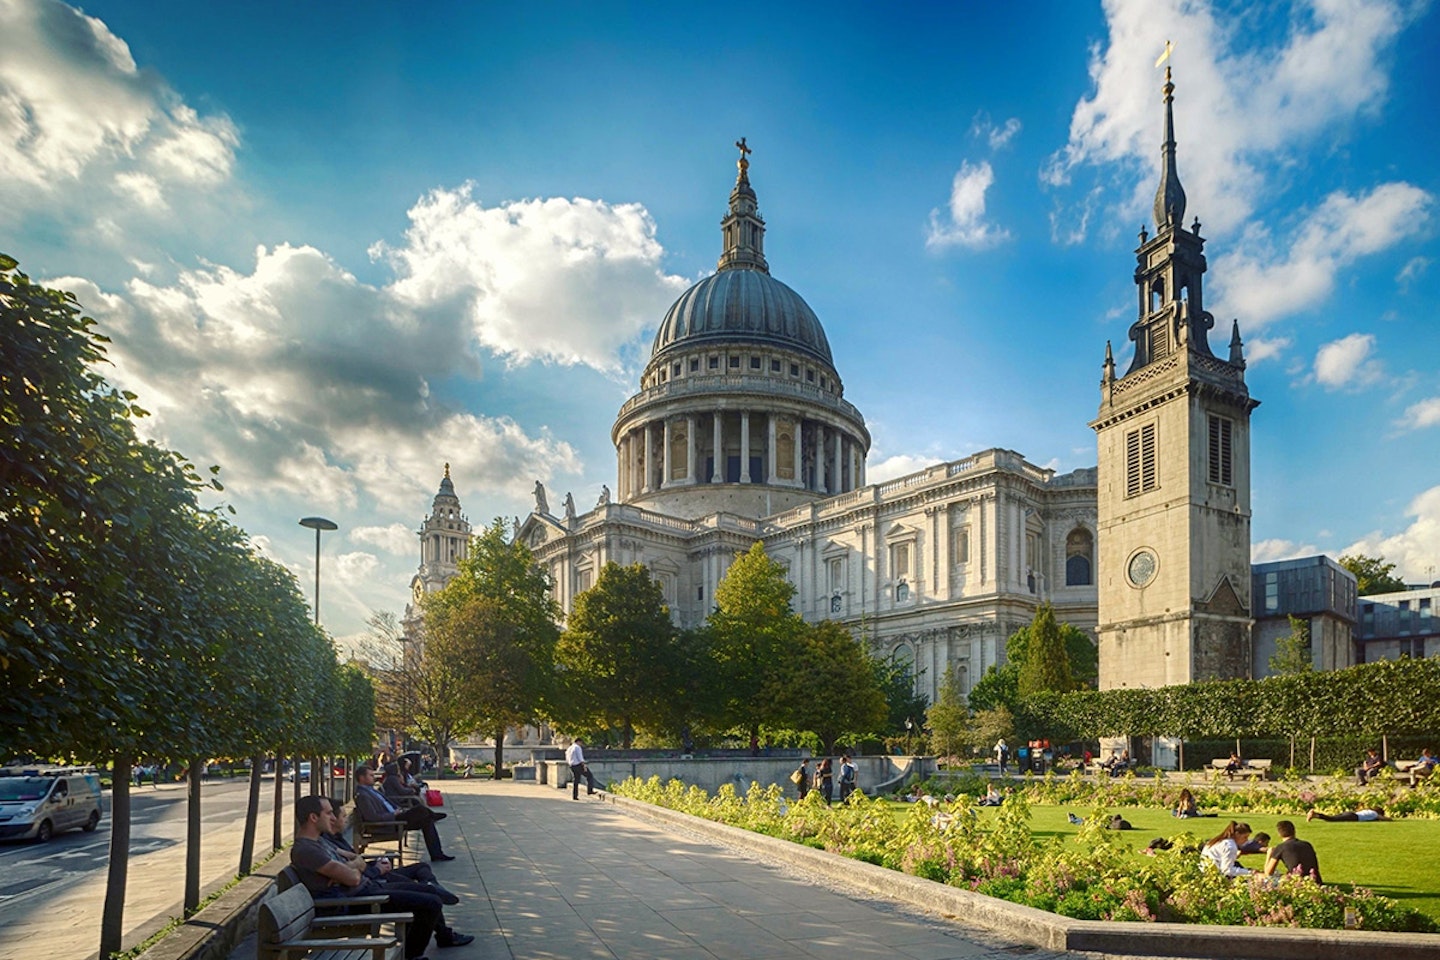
[408,463,471,610]
[1091,68,1259,689]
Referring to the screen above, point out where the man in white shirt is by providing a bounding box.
[566,738,600,800]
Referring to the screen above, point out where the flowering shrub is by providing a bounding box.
[614,776,1437,933]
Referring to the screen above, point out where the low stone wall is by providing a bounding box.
[542,755,932,795]
[603,793,1440,960]
[133,865,280,960]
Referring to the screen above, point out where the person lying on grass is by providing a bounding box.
[1307,805,1392,822]
[1201,820,1254,877]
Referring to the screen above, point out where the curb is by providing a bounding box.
[601,793,1440,960]
[131,863,281,960]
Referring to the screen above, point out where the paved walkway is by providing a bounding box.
[238,779,1163,960]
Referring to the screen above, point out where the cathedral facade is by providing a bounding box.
[504,143,1098,705]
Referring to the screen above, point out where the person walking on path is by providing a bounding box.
[816,757,834,804]
[838,755,858,802]
[355,765,455,861]
[994,739,1008,775]
[567,738,600,799]
[1263,820,1322,883]
[290,795,473,957]
[793,758,810,800]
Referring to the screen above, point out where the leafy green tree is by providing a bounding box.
[965,705,1016,754]
[706,543,805,748]
[1268,615,1313,676]
[1013,603,1081,696]
[361,610,466,764]
[555,563,678,748]
[925,664,969,759]
[966,662,1019,714]
[423,519,559,777]
[872,653,929,740]
[768,620,888,755]
[1339,553,1407,595]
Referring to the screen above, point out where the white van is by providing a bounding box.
[0,765,104,842]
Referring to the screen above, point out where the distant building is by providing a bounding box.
[1357,585,1440,663]
[1250,556,1357,674]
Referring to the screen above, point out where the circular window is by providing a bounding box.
[1127,549,1158,587]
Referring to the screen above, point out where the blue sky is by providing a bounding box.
[4,0,1438,644]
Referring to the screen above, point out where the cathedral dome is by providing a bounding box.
[650,268,833,366]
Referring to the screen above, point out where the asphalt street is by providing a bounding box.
[0,776,295,960]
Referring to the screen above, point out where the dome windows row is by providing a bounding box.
[643,346,842,397]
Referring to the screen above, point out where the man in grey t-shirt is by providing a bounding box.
[1263,820,1322,884]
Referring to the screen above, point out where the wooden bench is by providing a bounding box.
[352,806,411,865]
[1208,758,1272,780]
[259,883,410,960]
[1395,760,1436,786]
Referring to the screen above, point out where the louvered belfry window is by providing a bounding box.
[1208,415,1233,486]
[1125,423,1157,498]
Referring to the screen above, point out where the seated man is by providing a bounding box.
[1409,748,1437,787]
[290,796,472,957]
[355,764,454,861]
[1223,752,1244,781]
[1356,748,1385,786]
[383,761,424,805]
[1263,820,1322,883]
[325,801,460,905]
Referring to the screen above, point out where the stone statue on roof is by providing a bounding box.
[533,480,548,515]
[596,484,610,508]
[563,492,576,523]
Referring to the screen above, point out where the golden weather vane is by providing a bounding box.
[1155,39,1173,68]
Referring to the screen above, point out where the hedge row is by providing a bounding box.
[1012,656,1440,741]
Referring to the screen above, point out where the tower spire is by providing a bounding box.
[717,137,769,274]
[1153,66,1187,230]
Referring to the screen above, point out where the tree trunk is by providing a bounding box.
[622,716,633,750]
[1178,739,1185,772]
[184,756,202,913]
[272,752,285,851]
[292,754,301,810]
[100,754,132,960]
[239,754,263,875]
[1309,735,1316,773]
[492,727,504,779]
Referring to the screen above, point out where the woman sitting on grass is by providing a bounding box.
[1172,788,1214,819]
[1201,821,1255,877]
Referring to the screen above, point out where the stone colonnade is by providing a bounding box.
[616,411,865,499]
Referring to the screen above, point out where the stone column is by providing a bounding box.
[711,413,723,482]
[740,411,751,483]
[832,432,842,495]
[793,418,803,488]
[858,449,866,488]
[662,418,673,488]
[766,414,778,484]
[618,434,628,499]
[686,414,697,483]
[643,422,655,493]
[815,423,826,492]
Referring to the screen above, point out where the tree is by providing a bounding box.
[1339,554,1407,596]
[965,706,1016,755]
[925,664,969,759]
[872,653,929,740]
[361,610,467,763]
[555,563,678,747]
[1017,603,1075,696]
[423,519,559,777]
[706,543,805,748]
[966,662,1019,714]
[1268,615,1313,676]
[768,620,888,755]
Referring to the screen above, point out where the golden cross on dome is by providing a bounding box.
[736,137,751,159]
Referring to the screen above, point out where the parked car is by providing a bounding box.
[0,765,104,842]
[290,761,312,783]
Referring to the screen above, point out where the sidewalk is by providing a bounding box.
[238,779,1159,960]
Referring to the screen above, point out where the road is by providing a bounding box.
[0,776,296,960]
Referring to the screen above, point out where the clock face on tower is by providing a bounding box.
[413,581,424,604]
[1127,549,1158,587]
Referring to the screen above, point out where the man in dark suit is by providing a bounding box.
[355,764,454,861]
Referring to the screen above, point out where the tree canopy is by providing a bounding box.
[1339,553,1408,595]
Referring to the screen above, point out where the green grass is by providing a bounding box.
[937,802,1440,920]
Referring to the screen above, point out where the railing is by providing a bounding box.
[614,374,866,425]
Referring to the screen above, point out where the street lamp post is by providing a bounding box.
[298,516,338,625]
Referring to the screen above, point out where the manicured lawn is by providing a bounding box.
[947,802,1440,920]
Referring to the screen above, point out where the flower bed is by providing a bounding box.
[613,775,1437,933]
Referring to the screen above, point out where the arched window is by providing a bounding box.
[1150,279,1165,313]
[1065,527,1094,586]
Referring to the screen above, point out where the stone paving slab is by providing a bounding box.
[222,779,1175,960]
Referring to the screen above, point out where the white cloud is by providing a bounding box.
[351,522,420,556]
[0,1,238,207]
[375,185,689,371]
[1046,0,1415,239]
[971,113,1022,150]
[52,241,583,518]
[1313,333,1381,389]
[1212,183,1432,327]
[866,454,945,484]
[1397,397,1440,432]
[1398,256,1430,287]
[926,160,1010,250]
[334,551,382,586]
[1252,538,1319,564]
[1244,335,1290,365]
[1343,484,1440,585]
